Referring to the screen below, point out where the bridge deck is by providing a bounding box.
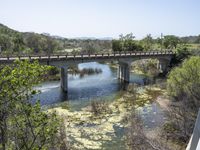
[0,51,175,63]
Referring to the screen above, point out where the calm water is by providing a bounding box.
[33,62,165,126]
[33,62,146,109]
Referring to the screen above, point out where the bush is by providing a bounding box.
[166,56,200,143]
[90,100,111,116]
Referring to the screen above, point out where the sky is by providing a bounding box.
[0,0,200,39]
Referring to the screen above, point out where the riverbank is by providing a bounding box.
[47,85,176,150]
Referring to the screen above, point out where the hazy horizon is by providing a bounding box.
[1,0,200,39]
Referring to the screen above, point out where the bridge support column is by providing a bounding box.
[157,59,170,73]
[60,67,68,93]
[118,62,130,83]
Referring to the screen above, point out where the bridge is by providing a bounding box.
[0,51,175,93]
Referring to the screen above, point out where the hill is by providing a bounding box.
[0,23,112,54]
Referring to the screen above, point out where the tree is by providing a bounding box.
[174,45,191,63]
[141,34,154,51]
[0,60,66,149]
[163,35,180,49]
[167,56,200,108]
[13,33,26,52]
[112,33,143,52]
[0,34,13,52]
[112,40,122,52]
[166,56,200,142]
[25,34,48,53]
[195,35,200,43]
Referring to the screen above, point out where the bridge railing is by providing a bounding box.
[0,50,175,61]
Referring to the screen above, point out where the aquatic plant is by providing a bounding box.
[90,100,111,116]
[80,68,102,78]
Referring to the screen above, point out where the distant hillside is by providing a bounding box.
[0,23,199,54]
[0,23,112,54]
[180,35,200,43]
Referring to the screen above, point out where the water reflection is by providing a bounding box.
[33,62,147,107]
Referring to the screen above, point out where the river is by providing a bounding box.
[33,62,146,110]
[33,62,166,149]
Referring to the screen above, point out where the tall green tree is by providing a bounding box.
[167,56,200,107]
[0,60,65,150]
[167,56,200,141]
[163,35,180,49]
[112,33,143,52]
[141,34,154,51]
[112,40,122,52]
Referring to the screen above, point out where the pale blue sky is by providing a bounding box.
[0,0,200,39]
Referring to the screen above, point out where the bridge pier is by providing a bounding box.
[118,62,130,83]
[157,59,170,73]
[60,67,68,92]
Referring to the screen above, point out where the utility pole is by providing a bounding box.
[161,33,163,51]
[0,46,1,53]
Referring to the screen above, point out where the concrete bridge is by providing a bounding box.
[0,51,175,93]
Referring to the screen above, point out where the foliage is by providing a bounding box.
[167,56,200,107]
[112,39,123,52]
[163,35,180,49]
[90,100,111,116]
[133,59,160,77]
[0,23,112,54]
[166,56,200,142]
[0,60,66,150]
[112,33,143,52]
[48,66,60,75]
[195,35,200,43]
[140,34,154,50]
[174,45,191,63]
